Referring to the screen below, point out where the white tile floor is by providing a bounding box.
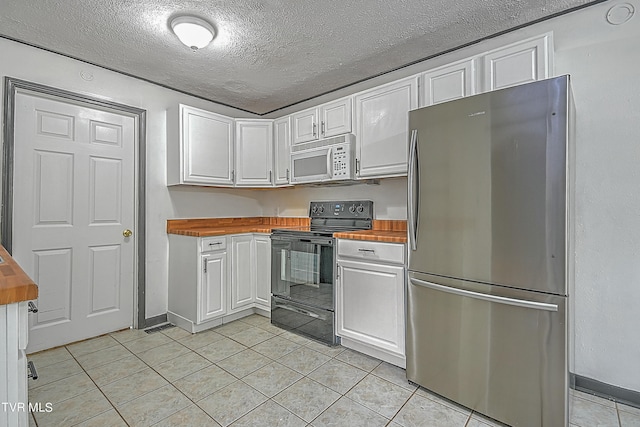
[25,315,640,426]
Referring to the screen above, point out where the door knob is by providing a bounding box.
[123,229,133,238]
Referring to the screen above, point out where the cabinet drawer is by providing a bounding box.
[201,236,226,252]
[337,240,404,264]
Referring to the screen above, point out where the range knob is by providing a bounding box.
[317,205,325,214]
[348,204,356,214]
[311,205,318,214]
[356,204,365,214]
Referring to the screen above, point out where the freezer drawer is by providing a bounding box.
[406,271,568,427]
[271,296,337,345]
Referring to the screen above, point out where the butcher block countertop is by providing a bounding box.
[167,217,407,243]
[334,220,407,243]
[167,217,311,237]
[0,245,38,305]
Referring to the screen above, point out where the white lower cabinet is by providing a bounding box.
[337,239,406,368]
[168,233,271,333]
[1,302,30,427]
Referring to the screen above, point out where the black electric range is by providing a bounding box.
[270,201,373,345]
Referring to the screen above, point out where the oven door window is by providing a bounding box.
[271,239,334,310]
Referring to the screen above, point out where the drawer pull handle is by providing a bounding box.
[358,249,375,253]
[208,242,222,246]
[28,302,38,313]
[28,361,38,380]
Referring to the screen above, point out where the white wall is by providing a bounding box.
[0,38,262,321]
[1,0,639,394]
[256,178,407,219]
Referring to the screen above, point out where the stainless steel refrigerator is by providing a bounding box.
[407,75,575,427]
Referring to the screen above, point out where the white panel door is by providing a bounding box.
[321,98,352,138]
[254,235,271,308]
[199,252,227,322]
[421,59,476,107]
[235,120,273,187]
[337,259,405,357]
[292,108,318,144]
[354,77,418,178]
[230,235,254,310]
[483,35,550,91]
[182,106,234,185]
[273,116,291,186]
[13,92,136,352]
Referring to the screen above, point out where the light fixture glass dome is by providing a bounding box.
[171,16,215,51]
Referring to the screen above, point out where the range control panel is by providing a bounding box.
[310,200,374,219]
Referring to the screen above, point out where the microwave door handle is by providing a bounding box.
[327,149,333,179]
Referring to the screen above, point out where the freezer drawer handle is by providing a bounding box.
[274,301,327,320]
[410,278,558,312]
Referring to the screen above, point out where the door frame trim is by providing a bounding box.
[1,77,148,329]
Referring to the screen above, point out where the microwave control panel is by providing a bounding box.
[331,145,350,178]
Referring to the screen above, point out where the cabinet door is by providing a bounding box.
[292,108,318,144]
[337,259,405,357]
[199,252,227,322]
[483,34,550,92]
[354,77,418,178]
[421,59,476,107]
[320,98,352,138]
[273,116,291,186]
[181,105,234,185]
[254,235,271,308]
[231,235,255,310]
[235,120,273,187]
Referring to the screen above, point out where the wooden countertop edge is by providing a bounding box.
[0,246,38,305]
[333,230,408,243]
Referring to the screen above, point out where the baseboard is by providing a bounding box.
[144,313,168,329]
[571,373,640,409]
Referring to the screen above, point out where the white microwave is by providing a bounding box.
[290,134,355,184]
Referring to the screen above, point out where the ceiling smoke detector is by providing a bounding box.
[170,16,215,51]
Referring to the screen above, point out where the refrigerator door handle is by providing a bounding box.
[408,129,419,251]
[409,278,559,312]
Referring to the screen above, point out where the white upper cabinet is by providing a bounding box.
[292,97,352,144]
[167,104,234,186]
[321,98,352,138]
[235,119,273,187]
[483,34,551,92]
[420,59,477,107]
[273,116,291,186]
[354,76,418,178]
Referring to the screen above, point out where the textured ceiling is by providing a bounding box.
[0,0,602,114]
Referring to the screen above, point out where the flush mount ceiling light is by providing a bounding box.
[170,16,215,51]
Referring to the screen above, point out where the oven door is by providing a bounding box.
[271,234,334,310]
[290,148,332,184]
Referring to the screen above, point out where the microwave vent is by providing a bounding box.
[291,133,355,152]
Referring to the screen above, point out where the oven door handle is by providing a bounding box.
[271,235,333,246]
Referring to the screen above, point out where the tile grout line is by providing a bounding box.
[63,340,132,427]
